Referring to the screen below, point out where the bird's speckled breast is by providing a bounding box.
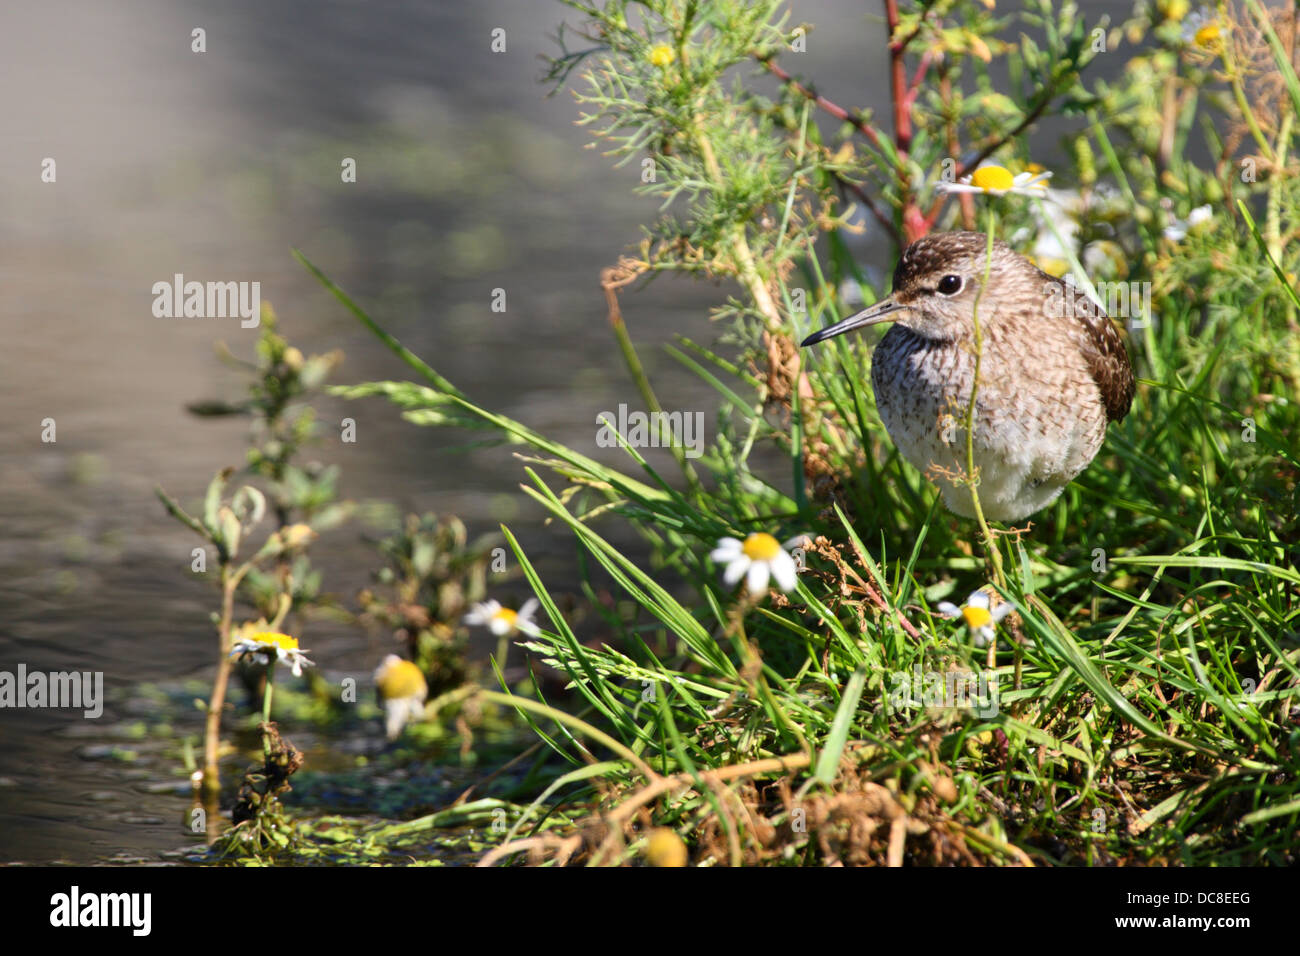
[870,324,969,474]
[868,322,1110,521]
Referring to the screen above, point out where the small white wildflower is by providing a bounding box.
[1181,7,1223,50]
[936,590,1013,648]
[374,654,428,741]
[710,532,808,599]
[229,631,314,677]
[1163,204,1213,241]
[463,598,541,638]
[937,163,1052,199]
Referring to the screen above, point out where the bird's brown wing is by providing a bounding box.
[1043,273,1136,422]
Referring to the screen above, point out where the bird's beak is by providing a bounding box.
[800,300,907,346]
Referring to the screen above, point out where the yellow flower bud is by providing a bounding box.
[1159,0,1190,22]
[649,44,676,68]
[281,523,317,550]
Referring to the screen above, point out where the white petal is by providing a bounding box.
[710,540,742,562]
[936,602,961,618]
[464,600,501,626]
[974,626,995,647]
[746,560,771,597]
[1013,171,1052,189]
[516,619,541,638]
[782,533,813,550]
[518,597,540,623]
[722,557,751,587]
[769,552,798,593]
[991,602,1014,622]
[488,618,510,636]
[966,591,991,609]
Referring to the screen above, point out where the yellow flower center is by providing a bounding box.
[741,533,782,561]
[250,631,298,650]
[1035,256,1070,277]
[649,44,676,67]
[494,608,518,627]
[377,659,426,699]
[1194,23,1220,48]
[961,606,993,630]
[970,165,1015,192]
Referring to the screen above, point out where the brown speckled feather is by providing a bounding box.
[1039,271,1136,422]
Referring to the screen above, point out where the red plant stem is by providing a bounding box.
[759,55,882,150]
[757,54,901,243]
[885,0,912,157]
[939,59,976,230]
[886,0,928,243]
[904,51,932,116]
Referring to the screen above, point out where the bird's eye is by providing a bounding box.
[937,274,963,296]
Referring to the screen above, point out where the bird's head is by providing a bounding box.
[801,232,1040,345]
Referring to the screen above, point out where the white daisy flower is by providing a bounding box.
[463,598,541,638]
[710,532,809,599]
[937,163,1052,198]
[1015,183,1128,279]
[229,631,314,677]
[936,590,1013,648]
[1026,193,1080,272]
[374,654,429,741]
[1181,7,1223,50]
[1163,204,1213,241]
